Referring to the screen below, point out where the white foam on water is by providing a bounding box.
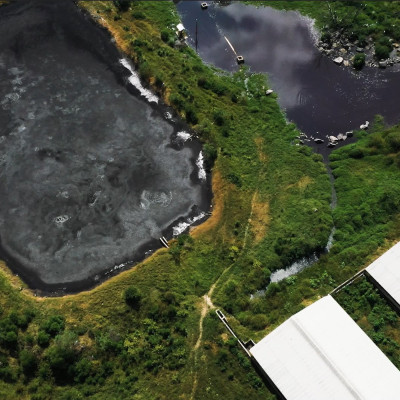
[176,131,191,142]
[270,253,319,283]
[196,151,206,181]
[172,212,206,236]
[140,190,173,210]
[54,215,69,226]
[325,227,336,252]
[119,58,159,103]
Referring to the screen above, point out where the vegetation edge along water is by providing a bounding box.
[0,1,399,399]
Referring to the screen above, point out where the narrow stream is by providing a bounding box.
[176,1,397,289]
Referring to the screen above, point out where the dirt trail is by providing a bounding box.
[190,189,258,399]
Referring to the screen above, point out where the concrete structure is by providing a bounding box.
[250,295,400,400]
[365,241,400,312]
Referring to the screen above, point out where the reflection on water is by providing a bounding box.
[178,1,400,156]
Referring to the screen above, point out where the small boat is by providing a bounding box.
[314,138,324,144]
[201,2,208,9]
[236,55,245,64]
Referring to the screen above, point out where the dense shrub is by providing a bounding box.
[124,286,142,309]
[132,11,146,19]
[0,318,18,349]
[353,53,365,70]
[42,316,65,337]
[19,349,37,377]
[185,108,198,125]
[203,143,217,171]
[138,61,152,82]
[37,331,50,347]
[213,109,226,126]
[113,0,130,12]
[386,131,400,152]
[45,331,79,382]
[375,44,390,60]
[160,30,170,43]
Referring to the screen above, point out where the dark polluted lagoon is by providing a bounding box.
[177,1,400,157]
[0,0,210,294]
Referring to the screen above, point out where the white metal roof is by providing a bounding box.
[366,241,400,306]
[250,295,400,400]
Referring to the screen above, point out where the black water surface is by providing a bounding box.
[0,0,210,293]
[177,1,400,156]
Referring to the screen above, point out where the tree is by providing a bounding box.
[45,331,78,382]
[124,286,142,309]
[42,315,65,337]
[113,0,130,12]
[37,331,50,347]
[19,349,37,377]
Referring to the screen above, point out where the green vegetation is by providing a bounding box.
[334,276,400,369]
[254,1,400,58]
[124,286,142,309]
[353,52,365,70]
[0,1,399,399]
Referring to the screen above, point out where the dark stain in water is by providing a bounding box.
[0,0,211,294]
[177,1,400,157]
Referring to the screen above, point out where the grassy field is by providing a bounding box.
[0,1,399,399]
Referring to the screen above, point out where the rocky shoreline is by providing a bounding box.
[317,31,400,69]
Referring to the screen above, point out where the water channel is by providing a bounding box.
[0,0,210,293]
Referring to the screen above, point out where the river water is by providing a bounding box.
[177,1,400,157]
[0,0,210,293]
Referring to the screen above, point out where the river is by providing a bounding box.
[0,0,210,294]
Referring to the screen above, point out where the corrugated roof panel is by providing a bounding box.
[250,296,400,400]
[366,242,400,307]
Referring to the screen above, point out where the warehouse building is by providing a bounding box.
[250,295,400,400]
[365,241,400,312]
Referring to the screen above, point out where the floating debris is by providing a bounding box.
[236,55,245,64]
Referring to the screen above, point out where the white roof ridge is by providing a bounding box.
[291,298,363,400]
[367,242,400,272]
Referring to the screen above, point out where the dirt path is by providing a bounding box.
[190,190,258,399]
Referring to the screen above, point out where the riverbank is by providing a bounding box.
[0,1,399,399]
[250,1,400,69]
